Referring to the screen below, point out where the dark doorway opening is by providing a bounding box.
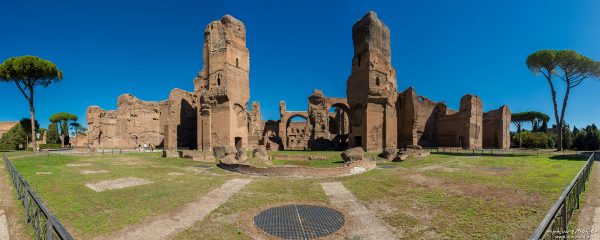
[354,136,362,148]
[235,137,242,151]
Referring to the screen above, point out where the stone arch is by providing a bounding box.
[285,114,308,150]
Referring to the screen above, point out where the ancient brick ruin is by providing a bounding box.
[87,12,510,152]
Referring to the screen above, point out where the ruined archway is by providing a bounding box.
[285,114,308,150]
[327,103,350,150]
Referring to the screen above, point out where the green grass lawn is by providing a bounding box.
[341,153,587,239]
[176,152,586,240]
[7,152,232,239]
[1,150,36,158]
[177,178,329,239]
[3,151,587,239]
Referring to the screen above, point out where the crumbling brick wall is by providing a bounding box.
[483,106,511,149]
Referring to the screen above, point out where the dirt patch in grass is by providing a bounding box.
[418,165,460,173]
[477,167,511,176]
[402,173,544,206]
[371,201,442,239]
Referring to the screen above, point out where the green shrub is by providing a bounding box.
[39,143,61,149]
[0,143,17,151]
[512,131,556,148]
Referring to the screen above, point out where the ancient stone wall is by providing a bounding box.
[435,95,483,149]
[115,94,164,148]
[248,101,263,147]
[162,88,197,150]
[307,90,331,150]
[397,87,438,147]
[0,122,18,139]
[86,106,117,148]
[483,106,511,149]
[347,11,398,151]
[85,11,511,152]
[261,120,281,150]
[195,15,250,151]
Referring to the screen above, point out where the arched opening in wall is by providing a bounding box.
[261,120,282,150]
[286,115,308,150]
[328,103,351,150]
[235,137,242,151]
[236,58,239,67]
[98,131,103,147]
[217,74,222,86]
[178,98,197,150]
[375,77,380,86]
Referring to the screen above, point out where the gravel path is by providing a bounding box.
[577,156,600,240]
[321,182,398,240]
[0,210,9,240]
[0,161,27,240]
[100,178,252,240]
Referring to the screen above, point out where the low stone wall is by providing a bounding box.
[270,154,328,161]
[218,160,375,178]
[163,150,216,162]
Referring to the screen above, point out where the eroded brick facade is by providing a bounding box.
[87,12,510,151]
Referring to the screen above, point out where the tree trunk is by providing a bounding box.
[557,126,563,151]
[549,84,561,151]
[29,94,37,151]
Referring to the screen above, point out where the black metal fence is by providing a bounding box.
[431,147,583,157]
[3,155,73,240]
[529,152,596,239]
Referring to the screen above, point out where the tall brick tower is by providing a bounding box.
[194,15,250,150]
[347,11,398,151]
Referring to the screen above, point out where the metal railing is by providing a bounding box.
[529,152,597,239]
[431,147,582,157]
[3,155,73,240]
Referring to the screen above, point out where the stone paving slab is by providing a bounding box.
[321,182,398,240]
[0,210,9,240]
[85,177,152,192]
[67,163,92,167]
[80,170,109,175]
[100,178,252,240]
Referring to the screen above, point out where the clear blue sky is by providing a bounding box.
[1,0,599,131]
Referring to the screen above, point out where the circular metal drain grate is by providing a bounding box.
[253,204,345,239]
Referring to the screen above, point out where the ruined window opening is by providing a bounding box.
[418,96,425,103]
[217,74,221,86]
[376,77,380,86]
[236,58,239,67]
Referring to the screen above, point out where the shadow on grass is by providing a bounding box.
[550,154,588,161]
[431,152,537,158]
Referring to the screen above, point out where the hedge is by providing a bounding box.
[0,143,17,151]
[39,144,61,149]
